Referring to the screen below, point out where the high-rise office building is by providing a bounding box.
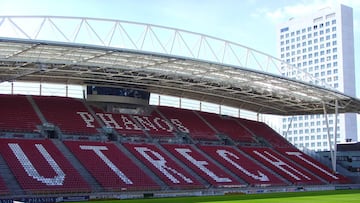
[277,4,357,151]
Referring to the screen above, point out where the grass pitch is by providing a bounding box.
[89,189,360,203]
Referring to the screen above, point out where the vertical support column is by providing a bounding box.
[285,116,294,140]
[65,83,68,97]
[333,100,338,172]
[11,82,14,94]
[39,81,42,96]
[257,113,260,122]
[323,102,335,172]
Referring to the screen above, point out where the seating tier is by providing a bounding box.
[198,145,286,186]
[123,143,204,189]
[240,147,323,185]
[0,138,90,194]
[0,94,41,132]
[64,141,160,191]
[198,112,255,143]
[33,96,100,135]
[157,106,218,141]
[162,144,243,187]
[275,147,350,184]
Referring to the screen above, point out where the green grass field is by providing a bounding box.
[88,189,360,203]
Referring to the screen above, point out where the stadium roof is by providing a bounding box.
[0,16,359,116]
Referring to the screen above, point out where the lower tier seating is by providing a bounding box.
[0,177,9,195]
[162,144,243,187]
[64,141,160,191]
[0,138,90,194]
[239,147,323,185]
[275,147,350,184]
[123,142,204,189]
[198,145,286,186]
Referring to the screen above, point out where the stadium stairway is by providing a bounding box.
[26,95,47,124]
[0,153,24,195]
[114,142,167,189]
[154,142,210,188]
[51,139,103,192]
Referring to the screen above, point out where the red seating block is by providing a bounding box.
[239,147,322,185]
[123,143,203,189]
[157,106,218,141]
[33,96,100,135]
[0,176,9,195]
[198,112,255,143]
[275,147,350,184]
[0,138,90,194]
[162,144,243,187]
[64,141,160,191]
[0,94,41,132]
[237,118,292,147]
[198,145,286,186]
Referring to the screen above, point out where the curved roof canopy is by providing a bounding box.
[0,16,359,115]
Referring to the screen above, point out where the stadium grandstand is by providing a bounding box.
[0,16,359,202]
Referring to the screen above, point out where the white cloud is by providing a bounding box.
[258,0,360,24]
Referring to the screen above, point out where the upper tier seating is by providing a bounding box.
[157,106,219,141]
[0,94,41,132]
[64,141,160,191]
[93,107,175,138]
[123,142,204,189]
[33,96,100,135]
[275,147,350,184]
[198,145,286,186]
[239,147,323,185]
[198,112,255,143]
[0,138,90,194]
[237,118,293,147]
[162,144,243,187]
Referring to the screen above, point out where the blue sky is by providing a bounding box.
[0,0,359,96]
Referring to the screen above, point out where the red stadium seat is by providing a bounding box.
[162,144,243,187]
[157,106,219,141]
[123,142,204,189]
[64,140,160,191]
[0,94,41,133]
[33,96,101,135]
[275,147,350,184]
[239,146,323,185]
[0,138,91,194]
[237,118,292,147]
[198,112,255,143]
[198,145,286,186]
[0,176,9,195]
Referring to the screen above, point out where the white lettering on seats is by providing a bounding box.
[135,147,193,184]
[217,149,269,181]
[9,143,65,186]
[80,145,133,184]
[121,115,141,130]
[253,150,311,181]
[175,148,232,183]
[170,119,190,133]
[77,112,95,128]
[133,116,158,131]
[153,117,173,132]
[96,113,123,129]
[285,151,338,179]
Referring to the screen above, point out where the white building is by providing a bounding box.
[277,4,357,151]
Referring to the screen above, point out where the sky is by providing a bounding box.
[0,0,359,94]
[0,0,359,135]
